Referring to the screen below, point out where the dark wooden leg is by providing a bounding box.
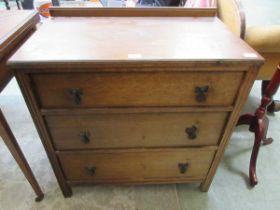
[237,113,254,126]
[262,80,280,113]
[0,109,44,202]
[61,185,72,198]
[237,64,280,187]
[236,114,263,186]
[261,80,270,96]
[249,119,264,186]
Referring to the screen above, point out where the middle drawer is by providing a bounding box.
[45,112,228,150]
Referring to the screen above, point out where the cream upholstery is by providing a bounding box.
[245,26,280,52]
[217,0,280,80]
[217,0,244,38]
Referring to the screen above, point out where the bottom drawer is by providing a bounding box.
[58,148,216,182]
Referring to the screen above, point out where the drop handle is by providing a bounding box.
[178,163,189,174]
[185,126,198,140]
[80,131,90,144]
[85,166,96,176]
[68,88,83,105]
[195,86,209,102]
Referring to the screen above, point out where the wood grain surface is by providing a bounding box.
[0,10,39,60]
[49,7,217,17]
[0,10,39,91]
[12,14,263,195]
[58,148,216,181]
[8,16,263,68]
[45,112,228,150]
[31,72,244,108]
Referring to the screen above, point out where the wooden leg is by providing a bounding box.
[236,114,273,186]
[237,113,254,126]
[238,65,280,186]
[262,80,280,113]
[249,119,264,186]
[0,109,44,202]
[61,185,72,198]
[261,80,270,96]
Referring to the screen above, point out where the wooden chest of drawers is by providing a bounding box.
[8,8,264,197]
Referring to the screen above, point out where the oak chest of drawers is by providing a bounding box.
[8,8,264,197]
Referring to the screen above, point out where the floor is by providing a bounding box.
[0,77,280,210]
[1,0,280,209]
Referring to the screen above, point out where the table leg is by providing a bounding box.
[0,109,44,202]
[262,80,280,113]
[236,64,280,187]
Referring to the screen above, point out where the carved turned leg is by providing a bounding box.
[237,115,271,186]
[0,109,44,202]
[249,119,264,186]
[261,80,270,96]
[237,114,273,185]
[237,114,270,187]
[236,64,280,187]
[237,113,254,126]
[262,80,280,113]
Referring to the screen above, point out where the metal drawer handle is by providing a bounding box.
[178,163,189,174]
[195,86,209,102]
[185,126,198,140]
[86,166,96,176]
[68,88,83,105]
[80,131,90,144]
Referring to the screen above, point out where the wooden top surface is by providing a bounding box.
[9,16,263,68]
[0,10,39,61]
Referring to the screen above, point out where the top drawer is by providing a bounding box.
[31,71,244,109]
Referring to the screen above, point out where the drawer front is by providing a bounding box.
[46,112,228,150]
[31,72,244,108]
[58,148,216,181]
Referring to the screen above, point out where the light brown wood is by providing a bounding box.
[8,17,263,68]
[10,13,263,196]
[0,10,43,201]
[67,178,203,185]
[49,7,217,17]
[31,72,244,108]
[200,65,260,191]
[8,61,260,71]
[58,147,216,182]
[41,106,234,115]
[15,72,73,197]
[0,11,39,60]
[0,10,39,92]
[0,110,43,201]
[46,112,229,150]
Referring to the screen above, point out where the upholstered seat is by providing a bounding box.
[245,26,280,80]
[217,0,280,112]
